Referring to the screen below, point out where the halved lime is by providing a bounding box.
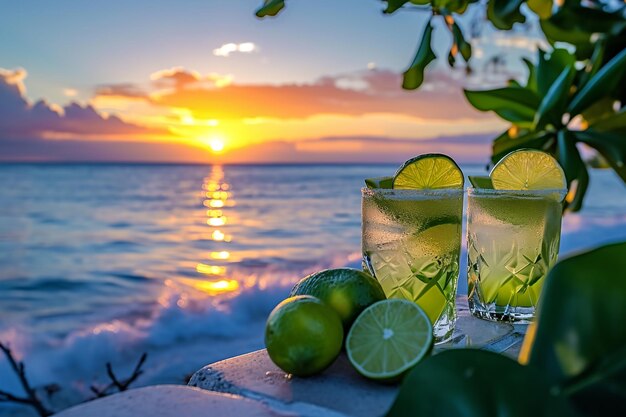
[490,149,566,190]
[346,299,433,381]
[365,176,393,189]
[393,154,464,190]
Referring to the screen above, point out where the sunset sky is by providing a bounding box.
[0,0,545,163]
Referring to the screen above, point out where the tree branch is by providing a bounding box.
[90,353,148,398]
[0,342,52,417]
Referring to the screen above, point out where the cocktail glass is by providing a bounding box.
[466,187,566,322]
[362,188,463,343]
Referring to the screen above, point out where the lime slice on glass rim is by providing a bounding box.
[393,154,464,190]
[346,299,433,381]
[490,149,567,191]
[365,154,463,229]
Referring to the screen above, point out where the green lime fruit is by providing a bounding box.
[265,295,343,376]
[490,149,566,191]
[290,268,386,330]
[346,299,433,381]
[393,154,464,190]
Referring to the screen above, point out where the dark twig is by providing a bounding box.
[0,342,52,417]
[90,353,148,398]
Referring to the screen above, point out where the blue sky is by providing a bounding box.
[2,1,438,102]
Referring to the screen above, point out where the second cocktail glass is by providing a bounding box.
[466,187,566,322]
[362,187,463,343]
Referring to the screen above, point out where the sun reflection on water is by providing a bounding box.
[183,165,238,296]
[211,230,230,242]
[179,277,240,296]
[196,263,227,275]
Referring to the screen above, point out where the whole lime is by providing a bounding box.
[265,295,343,376]
[290,268,386,330]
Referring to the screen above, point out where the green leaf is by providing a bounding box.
[507,79,521,88]
[523,242,626,417]
[365,176,393,189]
[487,0,525,30]
[433,0,470,14]
[556,130,588,211]
[468,176,493,189]
[447,51,456,67]
[523,58,538,93]
[452,22,471,62]
[537,48,576,97]
[540,5,626,60]
[255,0,285,17]
[590,108,626,135]
[578,37,606,90]
[527,0,552,19]
[464,87,541,124]
[534,66,575,130]
[491,129,554,164]
[564,345,626,417]
[581,98,618,126]
[555,130,580,183]
[386,349,577,417]
[445,18,471,67]
[574,129,626,183]
[383,0,411,14]
[403,21,436,90]
[568,48,626,116]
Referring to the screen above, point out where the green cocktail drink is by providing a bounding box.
[467,148,567,322]
[467,188,565,321]
[362,187,463,342]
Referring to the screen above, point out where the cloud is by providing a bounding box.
[149,67,232,89]
[0,136,213,163]
[150,67,203,87]
[213,42,257,57]
[95,83,149,99]
[96,68,490,121]
[95,68,233,101]
[0,68,167,140]
[63,88,78,97]
[216,133,494,164]
[0,68,27,95]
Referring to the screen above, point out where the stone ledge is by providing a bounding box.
[189,297,529,417]
[53,385,283,417]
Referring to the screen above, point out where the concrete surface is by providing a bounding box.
[189,297,529,417]
[54,385,284,417]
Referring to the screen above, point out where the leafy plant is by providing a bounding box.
[466,46,626,210]
[255,0,626,211]
[386,349,578,416]
[386,241,626,417]
[520,241,626,417]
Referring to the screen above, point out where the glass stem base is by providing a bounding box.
[468,295,535,324]
[433,304,456,344]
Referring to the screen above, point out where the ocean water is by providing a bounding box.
[0,163,625,414]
